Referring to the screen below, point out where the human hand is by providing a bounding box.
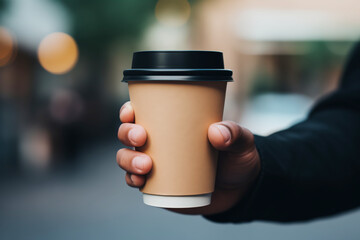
[116,101,261,215]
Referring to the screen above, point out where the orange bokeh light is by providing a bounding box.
[0,27,15,67]
[38,32,79,74]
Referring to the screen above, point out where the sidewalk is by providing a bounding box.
[1,141,359,240]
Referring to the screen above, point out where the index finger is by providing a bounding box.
[119,101,135,123]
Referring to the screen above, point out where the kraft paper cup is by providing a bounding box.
[123,51,233,208]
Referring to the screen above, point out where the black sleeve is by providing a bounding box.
[205,43,360,223]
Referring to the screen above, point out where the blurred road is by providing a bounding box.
[1,141,360,240]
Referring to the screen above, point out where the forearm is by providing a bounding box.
[205,96,360,223]
[250,107,360,222]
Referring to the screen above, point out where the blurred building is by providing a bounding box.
[191,0,360,124]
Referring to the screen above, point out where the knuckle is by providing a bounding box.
[117,149,128,168]
[117,125,123,140]
[118,124,130,142]
[120,101,130,113]
[119,102,134,122]
[126,177,133,186]
[116,149,122,165]
[118,123,126,133]
[125,173,133,184]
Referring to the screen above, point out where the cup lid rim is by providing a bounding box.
[122,69,233,82]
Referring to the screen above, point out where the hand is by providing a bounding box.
[116,101,261,216]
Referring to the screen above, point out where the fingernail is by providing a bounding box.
[128,128,139,144]
[133,156,146,171]
[216,124,231,143]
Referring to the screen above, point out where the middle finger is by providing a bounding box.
[118,123,147,147]
[116,148,152,175]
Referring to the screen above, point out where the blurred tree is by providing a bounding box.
[56,0,159,55]
[56,0,197,55]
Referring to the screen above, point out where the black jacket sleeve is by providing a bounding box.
[205,43,360,223]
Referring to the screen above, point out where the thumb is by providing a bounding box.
[208,121,255,154]
[208,121,260,190]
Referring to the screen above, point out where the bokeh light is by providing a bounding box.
[155,0,191,27]
[0,27,16,67]
[38,32,79,74]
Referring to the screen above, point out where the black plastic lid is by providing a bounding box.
[122,51,233,82]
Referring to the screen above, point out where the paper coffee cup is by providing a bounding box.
[123,51,233,208]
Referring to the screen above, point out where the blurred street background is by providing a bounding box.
[1,0,360,239]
